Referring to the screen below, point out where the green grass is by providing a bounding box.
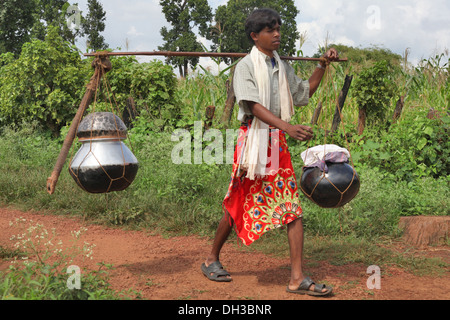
[0,218,140,300]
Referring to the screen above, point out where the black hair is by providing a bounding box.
[245,8,282,45]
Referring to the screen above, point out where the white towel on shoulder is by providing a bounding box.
[240,46,294,180]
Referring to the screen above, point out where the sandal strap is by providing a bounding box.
[205,261,230,276]
[298,277,329,293]
[298,277,315,290]
[313,283,327,293]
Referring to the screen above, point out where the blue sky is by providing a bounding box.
[72,0,450,70]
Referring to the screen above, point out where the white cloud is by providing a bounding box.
[127,26,144,38]
[71,0,449,68]
[295,0,450,64]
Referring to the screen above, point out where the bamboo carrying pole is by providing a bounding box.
[84,50,348,63]
[46,54,112,194]
[47,50,347,194]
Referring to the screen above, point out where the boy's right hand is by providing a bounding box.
[285,124,313,141]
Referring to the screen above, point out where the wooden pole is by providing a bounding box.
[219,66,236,126]
[84,50,348,63]
[331,75,353,132]
[46,54,112,194]
[392,94,406,123]
[311,102,323,125]
[357,108,367,135]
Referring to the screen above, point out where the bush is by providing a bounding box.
[351,111,449,180]
[0,26,90,135]
[98,56,180,132]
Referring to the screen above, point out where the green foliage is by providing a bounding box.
[82,0,108,51]
[328,44,402,67]
[0,26,90,134]
[0,218,139,300]
[174,68,230,128]
[0,0,35,56]
[100,56,180,132]
[351,112,449,181]
[1,0,108,56]
[210,0,300,60]
[408,53,449,110]
[31,0,82,45]
[159,0,213,77]
[352,60,398,125]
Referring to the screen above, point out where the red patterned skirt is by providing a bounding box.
[223,121,303,246]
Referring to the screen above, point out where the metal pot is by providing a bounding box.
[69,112,139,193]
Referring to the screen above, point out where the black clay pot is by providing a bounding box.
[300,162,360,208]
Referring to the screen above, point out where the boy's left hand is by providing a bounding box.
[321,48,339,66]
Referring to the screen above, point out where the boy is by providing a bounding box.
[201,8,338,296]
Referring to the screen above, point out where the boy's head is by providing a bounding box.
[245,8,282,45]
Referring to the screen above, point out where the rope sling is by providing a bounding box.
[298,58,360,212]
[46,54,138,195]
[68,55,139,194]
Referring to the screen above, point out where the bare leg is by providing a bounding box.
[204,213,233,279]
[287,218,326,293]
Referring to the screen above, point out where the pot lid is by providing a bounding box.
[77,112,127,139]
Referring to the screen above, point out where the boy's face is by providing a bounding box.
[251,23,281,57]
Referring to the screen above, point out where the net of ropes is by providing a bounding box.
[298,58,360,210]
[68,56,139,194]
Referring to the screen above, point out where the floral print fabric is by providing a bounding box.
[223,122,303,246]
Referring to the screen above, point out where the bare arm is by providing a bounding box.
[247,102,313,141]
[308,48,339,97]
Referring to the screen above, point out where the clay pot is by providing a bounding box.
[300,162,360,208]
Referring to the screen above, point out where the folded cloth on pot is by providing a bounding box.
[301,144,350,172]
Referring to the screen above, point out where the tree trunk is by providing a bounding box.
[331,75,353,132]
[183,60,188,78]
[357,107,367,135]
[399,216,449,247]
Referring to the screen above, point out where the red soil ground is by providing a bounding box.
[0,207,448,301]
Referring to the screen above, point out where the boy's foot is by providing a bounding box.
[201,260,232,282]
[287,277,332,296]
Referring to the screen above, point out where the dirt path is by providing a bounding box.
[0,207,449,301]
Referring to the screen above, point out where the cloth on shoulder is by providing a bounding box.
[239,46,294,180]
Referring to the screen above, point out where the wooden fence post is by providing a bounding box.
[311,102,323,125]
[357,107,367,135]
[331,74,353,132]
[219,66,236,127]
[392,94,406,123]
[205,105,216,130]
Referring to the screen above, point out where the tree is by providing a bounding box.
[0,0,36,56]
[316,44,402,67]
[208,0,300,63]
[0,0,86,56]
[352,60,397,134]
[31,0,82,45]
[159,0,212,77]
[82,0,108,51]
